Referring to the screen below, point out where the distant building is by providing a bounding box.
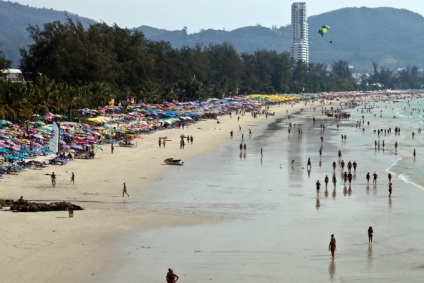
[1,68,25,83]
[290,2,309,63]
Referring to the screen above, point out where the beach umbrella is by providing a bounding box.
[0,147,10,153]
[32,142,43,148]
[71,144,83,150]
[94,144,104,151]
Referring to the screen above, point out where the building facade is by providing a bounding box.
[290,2,309,63]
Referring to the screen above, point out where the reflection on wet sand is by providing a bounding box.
[316,197,320,210]
[329,260,336,280]
[332,188,336,199]
[325,189,329,198]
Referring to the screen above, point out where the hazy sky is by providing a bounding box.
[10,0,424,33]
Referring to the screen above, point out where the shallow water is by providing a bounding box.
[99,98,424,283]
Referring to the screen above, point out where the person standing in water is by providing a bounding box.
[329,234,336,259]
[368,226,373,243]
[166,268,179,283]
[316,180,321,195]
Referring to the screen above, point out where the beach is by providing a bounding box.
[3,94,424,283]
[0,100,302,282]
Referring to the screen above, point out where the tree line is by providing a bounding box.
[0,18,423,121]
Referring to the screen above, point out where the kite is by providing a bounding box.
[318,25,330,37]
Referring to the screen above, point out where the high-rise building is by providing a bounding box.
[290,2,309,63]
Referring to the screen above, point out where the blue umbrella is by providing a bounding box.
[0,147,10,153]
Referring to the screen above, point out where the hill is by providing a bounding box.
[0,1,95,67]
[137,7,424,73]
[1,1,424,73]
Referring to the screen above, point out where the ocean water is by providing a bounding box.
[99,97,424,283]
[357,97,424,190]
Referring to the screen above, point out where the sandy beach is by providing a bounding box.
[0,100,306,283]
[3,93,424,283]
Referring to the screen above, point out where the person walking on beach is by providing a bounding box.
[366,172,370,184]
[158,138,162,148]
[111,143,114,154]
[413,148,416,159]
[332,161,337,171]
[388,182,393,197]
[46,172,57,187]
[316,180,321,195]
[122,182,129,197]
[166,268,179,283]
[70,172,75,185]
[395,141,398,151]
[373,172,378,186]
[332,174,337,187]
[329,234,336,259]
[261,147,263,156]
[368,226,373,244]
[353,161,357,172]
[307,157,311,169]
[67,202,74,218]
[324,175,329,188]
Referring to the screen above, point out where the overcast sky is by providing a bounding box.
[10,0,424,33]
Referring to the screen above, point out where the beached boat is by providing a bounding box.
[164,158,183,166]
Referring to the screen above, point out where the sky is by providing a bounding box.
[9,0,424,33]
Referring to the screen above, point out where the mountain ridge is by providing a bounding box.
[1,2,424,73]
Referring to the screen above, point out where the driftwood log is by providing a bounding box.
[0,199,83,212]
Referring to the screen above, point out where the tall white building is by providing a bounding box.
[290,2,309,63]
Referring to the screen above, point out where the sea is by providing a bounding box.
[99,96,424,283]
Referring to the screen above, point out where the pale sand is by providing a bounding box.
[0,100,316,283]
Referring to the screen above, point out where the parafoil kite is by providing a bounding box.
[318,25,330,37]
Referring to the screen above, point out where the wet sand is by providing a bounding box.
[98,98,424,282]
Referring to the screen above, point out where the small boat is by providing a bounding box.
[164,158,184,166]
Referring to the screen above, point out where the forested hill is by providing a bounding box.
[2,1,424,73]
[0,1,95,66]
[137,7,424,73]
